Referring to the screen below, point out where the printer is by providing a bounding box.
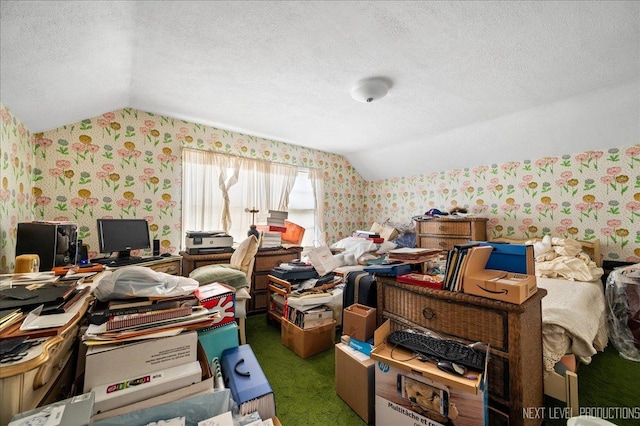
[185,231,234,254]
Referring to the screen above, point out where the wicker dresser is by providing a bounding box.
[376,276,546,425]
[416,217,487,251]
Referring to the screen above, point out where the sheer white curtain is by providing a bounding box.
[182,148,303,245]
[182,148,239,236]
[310,168,326,246]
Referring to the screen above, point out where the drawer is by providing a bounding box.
[382,285,507,351]
[254,252,299,272]
[487,354,509,402]
[149,259,181,275]
[251,291,269,311]
[417,220,472,236]
[419,236,472,251]
[253,273,270,291]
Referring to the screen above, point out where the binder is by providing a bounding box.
[477,242,535,274]
[221,344,276,420]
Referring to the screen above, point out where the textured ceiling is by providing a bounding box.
[1,1,639,180]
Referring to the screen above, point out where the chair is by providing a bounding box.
[188,235,259,344]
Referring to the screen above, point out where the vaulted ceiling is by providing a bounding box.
[1,1,638,180]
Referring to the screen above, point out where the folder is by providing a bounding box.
[477,242,535,274]
[221,344,276,420]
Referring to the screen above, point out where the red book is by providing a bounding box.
[396,273,443,290]
[256,225,287,233]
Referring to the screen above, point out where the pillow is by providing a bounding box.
[189,264,249,289]
[230,235,259,273]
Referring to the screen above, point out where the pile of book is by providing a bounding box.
[258,210,289,247]
[83,282,235,345]
[353,230,383,243]
[387,247,442,263]
[283,304,334,329]
[0,273,93,339]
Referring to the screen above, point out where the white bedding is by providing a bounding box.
[531,236,608,371]
[538,277,608,371]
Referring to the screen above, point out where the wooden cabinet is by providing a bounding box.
[143,256,181,275]
[416,217,487,251]
[180,247,303,314]
[104,256,182,275]
[376,276,546,426]
[250,248,302,313]
[179,251,234,276]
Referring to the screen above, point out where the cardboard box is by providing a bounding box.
[92,360,202,414]
[371,321,488,426]
[461,244,537,304]
[92,389,227,425]
[197,322,239,364]
[342,303,376,341]
[335,343,375,424]
[9,393,94,426]
[91,342,214,422]
[463,271,537,304]
[281,319,336,358]
[84,331,198,392]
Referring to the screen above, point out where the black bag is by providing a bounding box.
[343,271,377,309]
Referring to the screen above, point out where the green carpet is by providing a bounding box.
[246,314,366,425]
[246,314,640,425]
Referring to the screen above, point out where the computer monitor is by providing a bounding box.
[96,218,151,259]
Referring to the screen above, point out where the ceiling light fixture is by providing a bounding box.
[351,78,390,103]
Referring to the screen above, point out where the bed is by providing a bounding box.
[490,236,607,414]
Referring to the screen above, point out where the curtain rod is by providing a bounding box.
[181,147,319,171]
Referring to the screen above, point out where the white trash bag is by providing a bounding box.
[94,266,199,302]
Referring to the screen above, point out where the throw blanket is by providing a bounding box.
[529,236,604,281]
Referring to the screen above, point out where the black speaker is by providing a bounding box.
[16,222,78,271]
[153,239,160,256]
[79,244,89,264]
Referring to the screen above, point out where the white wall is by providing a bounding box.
[351,80,640,181]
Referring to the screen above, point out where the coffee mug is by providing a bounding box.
[14,254,40,273]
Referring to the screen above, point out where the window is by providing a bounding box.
[285,169,316,247]
[181,149,324,247]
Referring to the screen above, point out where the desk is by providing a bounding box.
[101,256,182,276]
[0,276,99,426]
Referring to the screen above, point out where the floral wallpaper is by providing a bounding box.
[1,105,33,273]
[0,105,367,272]
[366,148,640,263]
[1,103,638,273]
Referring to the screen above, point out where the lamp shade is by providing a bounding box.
[351,78,390,103]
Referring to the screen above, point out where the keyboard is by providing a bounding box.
[386,329,486,371]
[93,256,164,267]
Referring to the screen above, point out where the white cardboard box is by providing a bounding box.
[92,360,202,414]
[84,331,198,392]
[91,341,214,422]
